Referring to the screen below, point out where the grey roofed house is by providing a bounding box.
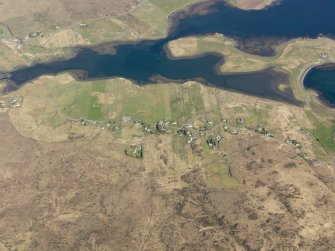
[9,99,17,104]
[255,125,266,134]
[156,120,166,133]
[265,132,274,138]
[230,129,238,135]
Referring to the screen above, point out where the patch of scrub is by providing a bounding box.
[203,155,240,189]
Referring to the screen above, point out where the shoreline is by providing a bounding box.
[299,62,335,109]
[225,0,281,11]
[2,0,334,109]
[299,63,317,90]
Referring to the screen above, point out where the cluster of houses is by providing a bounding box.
[320,52,329,59]
[80,118,120,131]
[0,98,21,110]
[206,135,222,149]
[23,21,88,41]
[223,125,238,135]
[156,120,173,133]
[155,120,202,146]
[177,119,216,146]
[222,118,243,135]
[79,114,272,145]
[153,118,226,149]
[78,114,314,160]
[24,31,44,40]
[255,125,274,138]
[285,137,307,158]
[285,138,302,149]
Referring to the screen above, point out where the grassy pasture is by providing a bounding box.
[149,0,203,13]
[52,78,204,124]
[305,110,335,152]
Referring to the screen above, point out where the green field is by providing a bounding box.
[305,110,335,152]
[52,78,204,124]
[149,0,202,13]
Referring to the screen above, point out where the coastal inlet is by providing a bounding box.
[304,64,335,107]
[3,0,335,104]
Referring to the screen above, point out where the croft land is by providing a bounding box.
[0,0,334,250]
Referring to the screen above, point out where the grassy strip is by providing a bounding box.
[305,110,335,152]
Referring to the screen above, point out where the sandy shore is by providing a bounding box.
[225,0,279,10]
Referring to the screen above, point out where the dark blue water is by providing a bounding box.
[8,45,296,103]
[173,0,335,38]
[304,64,335,106]
[3,0,335,105]
[169,0,335,55]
